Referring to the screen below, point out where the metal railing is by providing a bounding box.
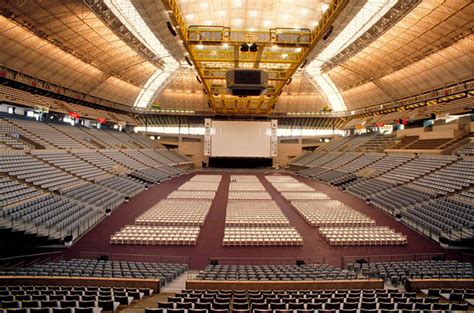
[0,251,63,269]
[78,251,190,265]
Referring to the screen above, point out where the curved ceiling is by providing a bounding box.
[0,0,472,115]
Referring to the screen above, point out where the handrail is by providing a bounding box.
[78,251,190,265]
[0,252,63,269]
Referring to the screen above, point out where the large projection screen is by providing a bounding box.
[211,121,271,157]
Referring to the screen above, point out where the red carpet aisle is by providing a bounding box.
[63,171,453,269]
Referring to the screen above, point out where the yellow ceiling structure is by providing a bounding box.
[0,0,471,116]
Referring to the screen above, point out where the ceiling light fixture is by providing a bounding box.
[305,0,397,112]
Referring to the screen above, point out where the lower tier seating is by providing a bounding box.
[0,284,154,313]
[401,197,474,240]
[195,264,354,281]
[1,259,187,286]
[152,287,472,312]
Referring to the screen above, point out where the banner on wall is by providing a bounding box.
[203,118,211,156]
[270,119,278,157]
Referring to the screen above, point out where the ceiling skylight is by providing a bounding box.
[305,0,397,112]
[103,0,180,108]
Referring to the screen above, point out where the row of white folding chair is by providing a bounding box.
[281,192,330,200]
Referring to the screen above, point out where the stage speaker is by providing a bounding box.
[296,260,305,266]
[97,255,109,262]
[210,259,219,266]
[323,25,334,40]
[166,21,177,36]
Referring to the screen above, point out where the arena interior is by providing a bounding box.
[0,0,473,312]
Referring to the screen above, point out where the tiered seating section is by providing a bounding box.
[151,287,472,312]
[0,115,192,243]
[3,259,187,284]
[267,175,405,246]
[195,263,357,281]
[110,175,220,246]
[290,134,474,245]
[0,284,152,313]
[223,175,303,247]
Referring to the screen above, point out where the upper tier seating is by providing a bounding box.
[356,133,397,152]
[7,117,86,149]
[0,115,53,148]
[2,259,188,286]
[32,150,110,181]
[158,149,191,164]
[339,153,385,173]
[62,183,124,210]
[0,151,82,192]
[389,136,419,149]
[96,176,144,197]
[305,152,341,168]
[0,176,45,208]
[378,155,456,184]
[370,185,433,213]
[121,150,169,168]
[71,150,120,172]
[357,153,414,177]
[139,149,175,165]
[410,158,474,195]
[99,150,146,170]
[346,178,397,200]
[291,151,325,166]
[44,123,98,149]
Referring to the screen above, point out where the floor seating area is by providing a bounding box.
[319,226,407,246]
[111,175,220,246]
[225,201,290,227]
[223,176,303,247]
[269,175,405,247]
[135,200,212,226]
[1,259,187,286]
[110,225,201,246]
[227,191,272,200]
[290,200,375,227]
[151,287,472,312]
[290,137,474,246]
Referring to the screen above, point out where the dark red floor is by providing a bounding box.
[62,171,458,269]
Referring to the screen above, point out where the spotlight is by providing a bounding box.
[240,43,249,52]
[249,43,258,52]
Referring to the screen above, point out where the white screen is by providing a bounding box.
[211,121,271,157]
